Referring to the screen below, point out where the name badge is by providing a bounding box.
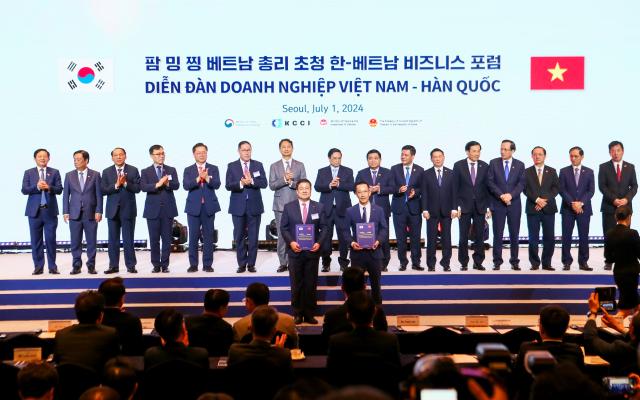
[253,171,261,177]
[311,213,319,220]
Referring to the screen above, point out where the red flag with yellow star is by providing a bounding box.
[530,56,584,90]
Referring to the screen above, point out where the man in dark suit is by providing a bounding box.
[186,289,234,356]
[524,146,560,271]
[604,206,640,315]
[280,179,327,324]
[63,150,103,274]
[390,145,424,271]
[54,291,119,373]
[144,309,209,370]
[183,143,221,273]
[101,147,140,274]
[22,148,63,275]
[322,267,388,338]
[599,141,638,271]
[315,148,354,272]
[225,140,268,273]
[559,146,595,271]
[453,141,491,271]
[141,144,180,273]
[487,140,526,270]
[343,182,389,304]
[421,148,457,272]
[355,149,394,271]
[98,277,143,355]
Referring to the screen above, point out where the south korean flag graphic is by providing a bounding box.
[60,59,113,93]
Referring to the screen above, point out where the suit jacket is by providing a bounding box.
[225,159,268,216]
[452,159,490,214]
[22,166,63,217]
[227,340,293,378]
[314,165,354,216]
[421,166,456,217]
[598,160,638,213]
[322,303,388,338]
[558,165,595,216]
[62,169,103,219]
[269,159,307,212]
[101,307,143,355]
[54,323,119,372]
[327,326,401,370]
[604,224,640,274]
[343,203,389,259]
[144,342,209,370]
[232,311,299,346]
[140,164,180,218]
[355,167,394,218]
[101,164,140,220]
[390,163,424,215]
[524,165,559,215]
[185,313,234,357]
[583,319,638,374]
[183,163,221,216]
[280,199,328,258]
[487,157,526,211]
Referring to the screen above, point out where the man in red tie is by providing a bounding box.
[598,141,638,270]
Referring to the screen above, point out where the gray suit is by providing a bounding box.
[269,159,307,265]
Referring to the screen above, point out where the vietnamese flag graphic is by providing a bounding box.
[530,56,584,90]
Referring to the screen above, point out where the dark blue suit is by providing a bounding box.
[22,166,62,272]
[343,203,388,304]
[101,164,140,271]
[355,167,394,267]
[487,158,526,267]
[280,200,328,318]
[63,169,103,271]
[421,166,456,269]
[452,159,490,267]
[225,159,267,268]
[183,163,221,269]
[314,165,354,268]
[390,163,424,268]
[141,164,179,271]
[559,165,595,266]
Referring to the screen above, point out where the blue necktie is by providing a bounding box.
[79,172,85,192]
[405,167,411,202]
[39,169,47,205]
[504,161,510,181]
[156,166,162,179]
[437,169,442,187]
[362,206,367,222]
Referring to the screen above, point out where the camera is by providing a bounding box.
[603,376,634,395]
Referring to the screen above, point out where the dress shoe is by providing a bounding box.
[443,266,451,272]
[399,265,407,271]
[530,265,540,271]
[276,265,288,273]
[473,263,486,271]
[579,264,593,271]
[511,264,521,271]
[412,265,425,271]
[562,264,571,271]
[32,269,43,275]
[49,269,60,275]
[294,315,304,325]
[321,265,330,272]
[70,269,81,275]
[236,265,246,273]
[381,266,388,272]
[161,267,170,273]
[427,266,435,272]
[127,268,138,274]
[203,266,214,273]
[152,267,161,273]
[493,265,501,271]
[604,263,613,271]
[247,265,257,273]
[338,257,350,269]
[460,265,468,271]
[104,267,119,274]
[88,269,97,275]
[339,265,346,272]
[187,266,198,273]
[305,316,319,325]
[542,265,555,271]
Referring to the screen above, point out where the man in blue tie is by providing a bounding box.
[141,145,180,273]
[101,147,141,274]
[487,140,526,271]
[355,149,394,271]
[225,141,268,273]
[183,143,221,273]
[22,148,63,275]
[63,150,103,274]
[390,145,424,271]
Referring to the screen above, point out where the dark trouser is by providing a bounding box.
[381,217,391,267]
[393,212,422,267]
[426,216,452,268]
[107,211,137,269]
[491,204,521,266]
[69,210,97,269]
[614,270,640,310]
[527,213,555,267]
[603,212,616,237]
[561,212,590,266]
[28,208,58,271]
[458,211,486,266]
[232,213,261,267]
[289,252,320,317]
[187,205,216,268]
[350,250,382,304]
[321,206,349,266]
[147,214,173,269]
[275,211,288,266]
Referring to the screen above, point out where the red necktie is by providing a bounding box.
[199,166,205,203]
[302,202,308,223]
[616,163,622,182]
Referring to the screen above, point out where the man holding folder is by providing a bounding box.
[280,178,327,324]
[343,181,388,304]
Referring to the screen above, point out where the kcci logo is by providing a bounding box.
[272,119,311,128]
